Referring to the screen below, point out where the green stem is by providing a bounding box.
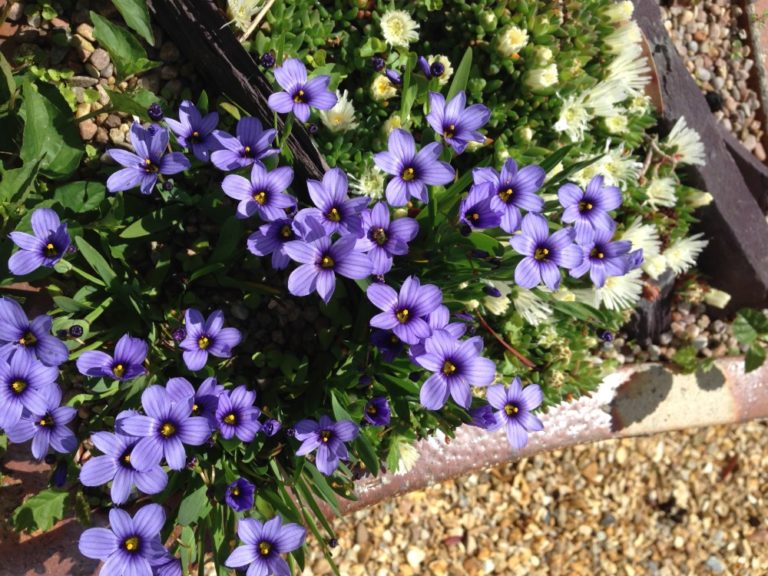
[279,114,295,151]
[68,262,106,286]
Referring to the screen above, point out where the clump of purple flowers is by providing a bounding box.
[8,208,71,276]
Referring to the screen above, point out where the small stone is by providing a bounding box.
[109,127,125,145]
[680,10,694,25]
[85,62,101,78]
[406,547,426,568]
[706,556,725,574]
[104,114,122,129]
[76,22,95,42]
[71,34,95,61]
[89,48,111,71]
[693,30,707,43]
[581,462,600,484]
[159,42,180,63]
[743,134,758,152]
[75,102,91,119]
[78,119,98,141]
[7,2,25,22]
[755,144,766,162]
[160,65,179,80]
[615,446,627,465]
[69,75,99,88]
[95,127,109,145]
[696,67,712,82]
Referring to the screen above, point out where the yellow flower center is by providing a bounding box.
[366,404,377,415]
[293,89,306,103]
[590,247,605,260]
[11,380,27,394]
[223,413,237,425]
[192,403,200,415]
[259,541,272,556]
[320,430,332,443]
[504,403,519,416]
[122,453,131,465]
[498,187,514,203]
[198,336,210,350]
[327,207,342,222]
[45,242,58,257]
[38,415,52,427]
[442,360,457,375]
[112,364,125,378]
[395,308,410,323]
[19,331,37,347]
[280,225,293,239]
[578,200,593,212]
[444,124,456,139]
[160,422,176,437]
[124,536,140,552]
[253,191,268,205]
[320,255,335,269]
[243,146,252,157]
[143,158,158,174]
[231,486,240,496]
[401,167,416,181]
[470,212,480,221]
[534,247,550,261]
[372,227,387,246]
[191,130,200,140]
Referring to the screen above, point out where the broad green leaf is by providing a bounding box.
[110,0,155,45]
[446,47,472,101]
[305,465,341,516]
[12,489,69,533]
[176,485,212,526]
[75,236,117,286]
[0,52,15,110]
[0,156,43,204]
[210,216,245,263]
[105,89,157,119]
[54,181,106,213]
[20,81,83,180]
[120,205,184,239]
[90,12,159,78]
[354,432,380,477]
[746,345,767,373]
[359,37,386,58]
[733,314,759,346]
[330,391,353,422]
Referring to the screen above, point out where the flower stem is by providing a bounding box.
[476,312,536,369]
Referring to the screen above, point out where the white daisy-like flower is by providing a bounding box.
[703,288,732,309]
[555,94,592,141]
[628,94,651,115]
[663,233,709,274]
[604,21,642,54]
[621,218,661,261]
[380,10,419,48]
[512,288,552,326]
[227,0,263,32]
[427,54,453,86]
[643,254,669,280]
[318,89,359,133]
[604,114,629,135]
[605,43,650,95]
[600,143,642,188]
[592,269,644,310]
[371,74,397,102]
[535,46,554,65]
[498,25,529,57]
[525,64,559,89]
[483,280,511,316]
[382,113,402,135]
[645,177,677,208]
[583,80,627,118]
[395,441,421,475]
[349,166,386,201]
[604,1,635,23]
[663,116,706,166]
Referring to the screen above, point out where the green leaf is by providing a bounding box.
[330,391,353,422]
[539,144,575,173]
[20,81,83,180]
[105,89,157,119]
[176,485,212,526]
[745,345,767,373]
[671,346,698,374]
[210,216,245,263]
[110,0,155,45]
[54,181,106,213]
[0,52,16,110]
[90,12,159,78]
[354,432,380,477]
[359,37,386,58]
[75,236,117,286]
[733,309,768,346]
[120,206,184,239]
[305,465,341,516]
[0,156,43,204]
[12,489,69,533]
[446,47,472,101]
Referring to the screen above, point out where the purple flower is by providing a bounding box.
[0,298,69,366]
[267,58,337,122]
[473,158,545,233]
[408,304,469,360]
[363,397,391,426]
[0,350,57,429]
[262,418,282,437]
[558,175,622,235]
[79,504,168,574]
[294,415,359,475]
[8,209,71,276]
[119,385,211,470]
[106,123,190,195]
[6,384,76,459]
[222,162,296,221]
[417,56,432,78]
[426,91,490,154]
[413,332,496,410]
[79,431,168,504]
[179,309,242,371]
[166,376,224,427]
[216,385,262,441]
[211,117,278,171]
[153,555,182,576]
[459,183,501,230]
[296,168,369,236]
[509,214,583,291]
[354,202,419,275]
[367,276,442,345]
[164,100,221,162]
[385,68,402,86]
[247,217,297,270]
[570,225,632,288]
[284,225,372,304]
[76,333,147,381]
[469,404,498,429]
[370,329,404,362]
[374,129,455,207]
[486,378,544,449]
[225,478,256,512]
[225,516,306,576]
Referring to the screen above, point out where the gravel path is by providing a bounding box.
[300,419,768,575]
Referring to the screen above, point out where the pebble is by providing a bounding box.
[78,119,98,141]
[159,41,180,63]
[89,48,111,71]
[75,22,95,42]
[406,547,426,568]
[108,127,125,145]
[69,75,99,88]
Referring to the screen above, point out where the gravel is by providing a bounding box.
[300,420,768,575]
[662,1,766,161]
